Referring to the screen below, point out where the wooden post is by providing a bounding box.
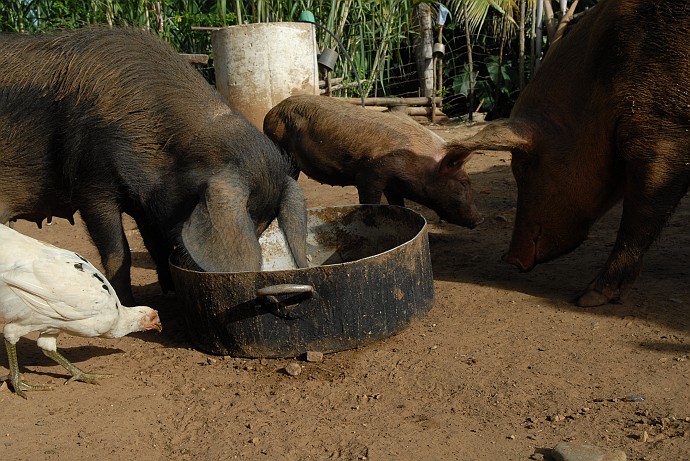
[432,25,444,124]
[180,54,210,65]
[414,3,435,98]
[325,71,332,96]
[340,96,442,106]
[519,0,526,91]
[463,0,474,121]
[432,55,437,123]
[436,25,443,98]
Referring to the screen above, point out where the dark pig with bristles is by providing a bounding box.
[263,94,483,228]
[439,0,690,306]
[0,27,308,305]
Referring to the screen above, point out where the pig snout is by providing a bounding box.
[464,209,484,229]
[502,250,535,272]
[438,205,483,228]
[503,222,587,272]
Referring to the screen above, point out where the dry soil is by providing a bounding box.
[1,121,688,461]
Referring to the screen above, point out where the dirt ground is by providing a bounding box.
[1,121,689,461]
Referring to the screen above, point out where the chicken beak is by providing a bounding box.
[152,323,163,333]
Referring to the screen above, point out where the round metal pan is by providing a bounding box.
[169,204,434,357]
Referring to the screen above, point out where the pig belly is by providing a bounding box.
[293,154,358,187]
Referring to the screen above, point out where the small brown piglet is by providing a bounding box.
[264,95,482,228]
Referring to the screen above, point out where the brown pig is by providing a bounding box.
[438,0,690,306]
[263,94,483,228]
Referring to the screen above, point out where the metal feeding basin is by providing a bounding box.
[169,205,435,358]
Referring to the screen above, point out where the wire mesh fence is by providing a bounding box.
[313,17,531,121]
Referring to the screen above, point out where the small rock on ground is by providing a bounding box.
[552,443,626,461]
[284,362,302,376]
[306,351,324,362]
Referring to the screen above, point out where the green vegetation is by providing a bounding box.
[0,1,596,117]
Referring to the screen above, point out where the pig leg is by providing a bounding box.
[365,154,406,206]
[578,156,689,307]
[355,172,385,205]
[132,217,175,293]
[79,202,134,305]
[383,193,405,207]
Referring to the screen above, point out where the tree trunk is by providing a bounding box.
[559,0,569,16]
[542,0,558,41]
[530,1,536,74]
[491,14,508,118]
[535,0,544,71]
[413,3,434,97]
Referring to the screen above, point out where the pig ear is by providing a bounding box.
[277,177,309,268]
[439,143,477,176]
[262,108,283,139]
[181,173,261,272]
[440,145,474,174]
[440,119,533,173]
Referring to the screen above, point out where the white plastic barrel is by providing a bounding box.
[212,22,319,131]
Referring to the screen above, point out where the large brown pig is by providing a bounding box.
[263,94,482,228]
[439,0,690,306]
[0,28,308,305]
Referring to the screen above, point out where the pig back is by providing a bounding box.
[264,95,446,182]
[0,28,228,155]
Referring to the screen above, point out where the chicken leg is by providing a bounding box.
[42,349,112,384]
[4,338,51,399]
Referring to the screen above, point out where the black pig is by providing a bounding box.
[0,27,308,304]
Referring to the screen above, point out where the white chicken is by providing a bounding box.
[0,224,162,398]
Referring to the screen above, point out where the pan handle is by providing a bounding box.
[256,284,317,319]
[256,284,314,297]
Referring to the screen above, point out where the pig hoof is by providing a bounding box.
[576,289,610,307]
